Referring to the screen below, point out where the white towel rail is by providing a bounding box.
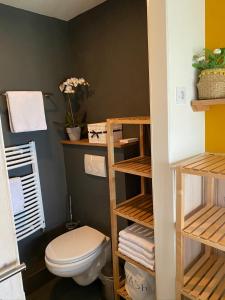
[5,141,45,241]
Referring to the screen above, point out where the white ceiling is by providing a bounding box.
[0,0,106,21]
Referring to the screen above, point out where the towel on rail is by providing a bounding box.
[6,91,47,132]
[119,238,154,260]
[9,177,25,215]
[119,224,154,252]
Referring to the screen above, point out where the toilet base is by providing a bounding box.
[72,248,107,286]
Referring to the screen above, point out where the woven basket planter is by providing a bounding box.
[197,68,225,99]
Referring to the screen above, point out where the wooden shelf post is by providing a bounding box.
[107,120,120,300]
[176,168,185,300]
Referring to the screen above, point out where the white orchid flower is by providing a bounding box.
[78,78,85,85]
[213,48,221,55]
[197,56,205,62]
[59,83,65,92]
[64,85,75,94]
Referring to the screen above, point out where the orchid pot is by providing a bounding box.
[66,127,81,141]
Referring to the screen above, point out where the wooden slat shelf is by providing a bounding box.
[114,194,154,229]
[112,156,152,178]
[117,285,131,300]
[191,99,225,112]
[115,251,155,277]
[107,116,151,125]
[183,205,225,251]
[107,117,153,299]
[179,153,225,179]
[60,138,138,149]
[182,254,225,300]
[176,152,225,300]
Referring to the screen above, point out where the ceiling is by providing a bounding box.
[0,0,106,21]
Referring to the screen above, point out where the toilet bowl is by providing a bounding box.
[45,226,110,286]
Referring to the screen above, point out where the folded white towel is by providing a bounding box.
[9,177,25,215]
[119,238,154,260]
[119,224,154,252]
[6,91,47,133]
[119,242,154,265]
[118,247,155,270]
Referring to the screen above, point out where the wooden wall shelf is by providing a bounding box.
[191,99,225,112]
[60,138,138,149]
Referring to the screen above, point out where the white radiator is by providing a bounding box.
[5,141,45,241]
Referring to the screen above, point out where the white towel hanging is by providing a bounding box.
[6,91,47,133]
[9,177,25,215]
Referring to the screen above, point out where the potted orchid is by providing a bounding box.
[59,77,89,141]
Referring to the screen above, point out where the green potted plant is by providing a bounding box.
[192,48,225,99]
[59,77,89,141]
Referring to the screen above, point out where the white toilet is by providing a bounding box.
[45,226,110,286]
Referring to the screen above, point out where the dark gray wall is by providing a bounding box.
[69,0,150,123]
[63,0,150,235]
[0,4,71,262]
[0,0,149,265]
[63,145,140,236]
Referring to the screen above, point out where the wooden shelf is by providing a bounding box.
[115,251,155,277]
[191,99,225,112]
[114,194,154,229]
[179,153,225,179]
[183,205,225,251]
[117,285,131,300]
[112,156,152,178]
[60,138,138,149]
[182,254,225,300]
[107,116,151,125]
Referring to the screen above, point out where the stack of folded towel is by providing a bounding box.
[118,223,155,270]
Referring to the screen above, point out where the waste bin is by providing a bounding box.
[99,261,114,300]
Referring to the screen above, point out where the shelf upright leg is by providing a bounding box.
[107,120,120,300]
[139,124,146,195]
[176,168,185,300]
[204,176,215,257]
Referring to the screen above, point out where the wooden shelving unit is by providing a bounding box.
[191,99,225,112]
[175,153,225,300]
[107,116,154,300]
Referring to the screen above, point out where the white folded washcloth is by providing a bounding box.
[118,247,155,270]
[119,224,154,252]
[119,242,154,265]
[9,177,25,215]
[6,91,47,133]
[119,238,154,260]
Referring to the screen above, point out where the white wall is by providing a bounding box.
[147,0,205,299]
[166,0,205,163]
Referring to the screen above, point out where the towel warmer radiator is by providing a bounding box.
[5,141,45,241]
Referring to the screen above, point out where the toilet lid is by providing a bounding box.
[45,226,106,264]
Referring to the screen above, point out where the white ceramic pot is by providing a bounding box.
[66,127,81,141]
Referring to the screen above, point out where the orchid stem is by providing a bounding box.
[68,94,75,127]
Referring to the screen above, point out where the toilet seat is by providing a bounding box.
[45,226,106,265]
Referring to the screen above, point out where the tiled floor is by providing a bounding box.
[27,277,102,300]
